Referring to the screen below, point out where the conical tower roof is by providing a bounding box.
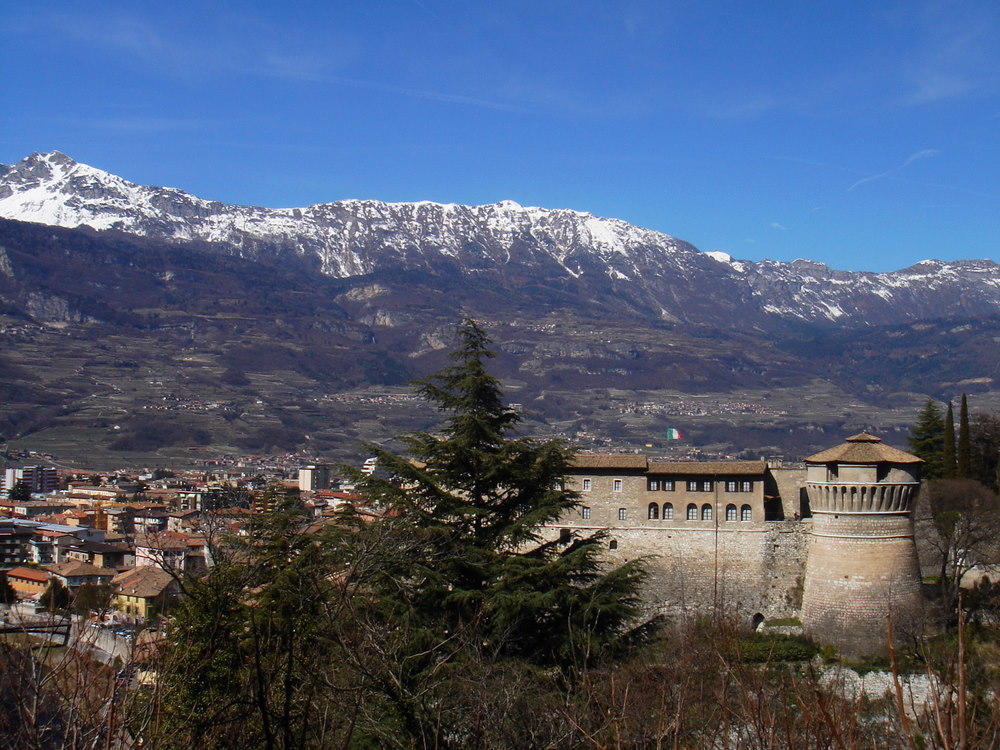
[804,432,922,464]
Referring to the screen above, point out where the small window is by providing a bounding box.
[618,507,627,521]
[663,503,673,519]
[613,479,623,492]
[741,480,752,492]
[648,502,659,520]
[726,504,737,521]
[582,478,592,492]
[702,481,713,492]
[647,479,659,491]
[741,505,752,521]
[687,480,698,492]
[609,539,618,551]
[581,506,591,520]
[663,480,674,491]
[701,504,713,521]
[559,528,571,544]
[686,503,698,520]
[726,480,737,493]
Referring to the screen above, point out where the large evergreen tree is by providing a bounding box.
[348,319,648,669]
[909,399,946,479]
[943,401,956,478]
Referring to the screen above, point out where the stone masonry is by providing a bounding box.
[550,433,924,658]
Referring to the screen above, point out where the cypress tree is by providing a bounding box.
[943,401,957,478]
[909,399,945,479]
[958,393,972,478]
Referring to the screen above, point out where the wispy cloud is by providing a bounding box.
[74,116,213,133]
[770,222,787,231]
[19,8,521,114]
[847,149,939,191]
[325,75,525,112]
[897,1,1000,106]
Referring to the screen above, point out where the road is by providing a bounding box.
[0,603,133,663]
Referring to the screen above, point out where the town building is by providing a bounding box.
[2,466,59,494]
[299,464,332,492]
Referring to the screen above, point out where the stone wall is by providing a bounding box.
[551,461,811,625]
[801,513,923,656]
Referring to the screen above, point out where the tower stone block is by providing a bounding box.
[801,432,923,657]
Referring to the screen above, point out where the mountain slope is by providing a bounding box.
[0,217,998,465]
[2,151,999,329]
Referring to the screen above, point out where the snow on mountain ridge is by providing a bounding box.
[2,151,999,326]
[0,152,684,277]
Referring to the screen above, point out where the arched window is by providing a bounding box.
[609,539,618,551]
[686,503,697,520]
[663,503,673,520]
[726,504,737,521]
[701,504,713,521]
[648,502,659,520]
[741,504,752,521]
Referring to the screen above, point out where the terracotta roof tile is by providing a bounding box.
[647,460,767,475]
[7,566,49,583]
[569,454,648,470]
[804,432,921,464]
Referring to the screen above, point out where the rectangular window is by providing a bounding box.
[687,480,698,492]
[582,478,592,492]
[613,479,623,492]
[726,480,737,492]
[741,480,752,492]
[663,480,674,491]
[618,508,627,521]
[581,506,591,519]
[647,479,659,491]
[702,481,713,492]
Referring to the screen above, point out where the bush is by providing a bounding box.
[735,633,819,663]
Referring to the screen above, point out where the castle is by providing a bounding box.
[552,432,924,658]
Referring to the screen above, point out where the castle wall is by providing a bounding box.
[558,437,926,658]
[801,513,923,656]
[555,461,809,624]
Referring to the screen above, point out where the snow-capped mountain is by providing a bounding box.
[2,151,999,327]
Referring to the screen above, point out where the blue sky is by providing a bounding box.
[2,1,998,272]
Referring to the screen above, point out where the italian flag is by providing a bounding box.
[665,428,682,440]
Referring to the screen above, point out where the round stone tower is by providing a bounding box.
[801,432,923,658]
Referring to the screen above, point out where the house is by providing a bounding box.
[6,565,49,599]
[111,566,181,622]
[46,560,117,592]
[62,539,132,569]
[133,533,189,571]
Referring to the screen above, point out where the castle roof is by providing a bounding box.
[648,460,767,475]
[569,454,648,470]
[804,432,922,465]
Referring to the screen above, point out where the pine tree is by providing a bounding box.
[909,399,946,479]
[943,401,956,478]
[349,319,648,668]
[6,481,31,503]
[958,393,972,478]
[39,578,70,612]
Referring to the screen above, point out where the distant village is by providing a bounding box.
[0,459,378,628]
